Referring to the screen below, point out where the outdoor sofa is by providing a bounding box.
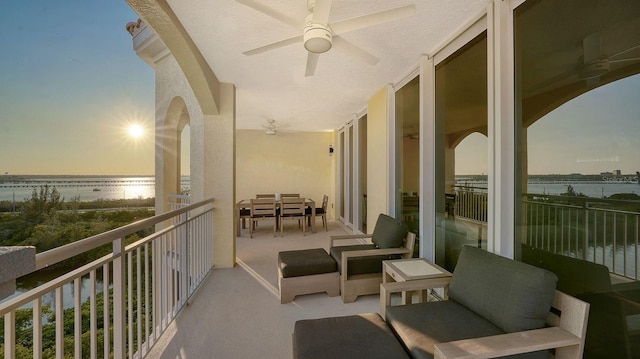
[293,245,590,359]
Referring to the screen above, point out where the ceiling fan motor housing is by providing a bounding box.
[580,59,610,79]
[304,13,332,53]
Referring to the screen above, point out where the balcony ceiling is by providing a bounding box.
[165,0,489,132]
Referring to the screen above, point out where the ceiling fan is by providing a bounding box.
[528,33,640,93]
[237,0,416,77]
[263,119,279,135]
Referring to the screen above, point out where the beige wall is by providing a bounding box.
[236,130,335,218]
[366,86,390,230]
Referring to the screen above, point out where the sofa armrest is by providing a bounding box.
[433,326,582,359]
[380,278,452,317]
[330,234,373,247]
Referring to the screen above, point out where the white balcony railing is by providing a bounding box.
[523,194,640,280]
[0,198,214,359]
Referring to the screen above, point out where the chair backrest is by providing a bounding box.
[250,199,276,217]
[256,193,275,199]
[371,214,408,249]
[281,193,300,198]
[280,197,305,216]
[321,194,328,210]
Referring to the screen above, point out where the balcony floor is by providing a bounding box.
[147,221,378,358]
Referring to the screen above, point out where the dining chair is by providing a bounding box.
[249,198,277,238]
[306,194,329,231]
[281,193,300,198]
[256,193,276,199]
[279,197,306,236]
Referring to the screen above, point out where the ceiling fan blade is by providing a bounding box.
[331,4,415,35]
[609,43,640,60]
[305,53,320,77]
[312,0,333,25]
[610,57,640,63]
[527,67,579,94]
[243,35,303,56]
[333,36,379,65]
[236,0,302,28]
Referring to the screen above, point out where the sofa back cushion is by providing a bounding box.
[449,246,558,333]
[371,214,407,249]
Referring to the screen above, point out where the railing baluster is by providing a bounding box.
[113,237,126,359]
[74,278,82,359]
[128,252,133,359]
[5,311,16,359]
[136,247,142,358]
[56,287,64,359]
[103,263,110,359]
[33,297,42,359]
[90,270,97,359]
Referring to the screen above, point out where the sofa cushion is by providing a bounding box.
[449,246,558,333]
[371,214,407,249]
[330,244,382,275]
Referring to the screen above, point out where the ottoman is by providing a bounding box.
[292,313,409,359]
[278,248,340,303]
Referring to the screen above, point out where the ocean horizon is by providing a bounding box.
[0,174,190,202]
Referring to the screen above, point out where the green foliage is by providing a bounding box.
[21,185,64,224]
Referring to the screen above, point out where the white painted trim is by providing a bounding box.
[493,0,517,258]
[387,84,397,217]
[394,65,421,91]
[487,1,497,255]
[431,6,488,65]
[420,55,436,261]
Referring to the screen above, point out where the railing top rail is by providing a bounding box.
[523,192,640,206]
[35,197,214,270]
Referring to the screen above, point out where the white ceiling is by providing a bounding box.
[165,0,489,132]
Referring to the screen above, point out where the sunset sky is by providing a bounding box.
[1,2,638,176]
[0,1,155,175]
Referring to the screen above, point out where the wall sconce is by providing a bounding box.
[329,145,334,156]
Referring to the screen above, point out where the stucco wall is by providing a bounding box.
[236,130,334,219]
[366,86,389,230]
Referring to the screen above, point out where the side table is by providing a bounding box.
[383,258,452,305]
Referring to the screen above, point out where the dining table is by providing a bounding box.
[236,198,316,236]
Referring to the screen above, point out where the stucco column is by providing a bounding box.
[203,83,236,268]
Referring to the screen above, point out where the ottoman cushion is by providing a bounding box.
[293,313,409,359]
[279,248,337,278]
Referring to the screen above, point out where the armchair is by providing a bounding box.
[330,214,415,303]
[380,246,590,359]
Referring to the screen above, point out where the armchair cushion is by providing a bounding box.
[371,214,407,249]
[330,244,380,275]
[449,246,558,333]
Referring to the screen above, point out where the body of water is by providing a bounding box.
[456,179,640,198]
[0,175,190,202]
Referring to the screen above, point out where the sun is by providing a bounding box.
[128,124,144,139]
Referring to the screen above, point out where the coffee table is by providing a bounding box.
[383,258,452,304]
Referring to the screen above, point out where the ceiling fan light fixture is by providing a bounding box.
[265,128,277,135]
[304,23,332,53]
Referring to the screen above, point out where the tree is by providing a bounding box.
[21,185,64,223]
